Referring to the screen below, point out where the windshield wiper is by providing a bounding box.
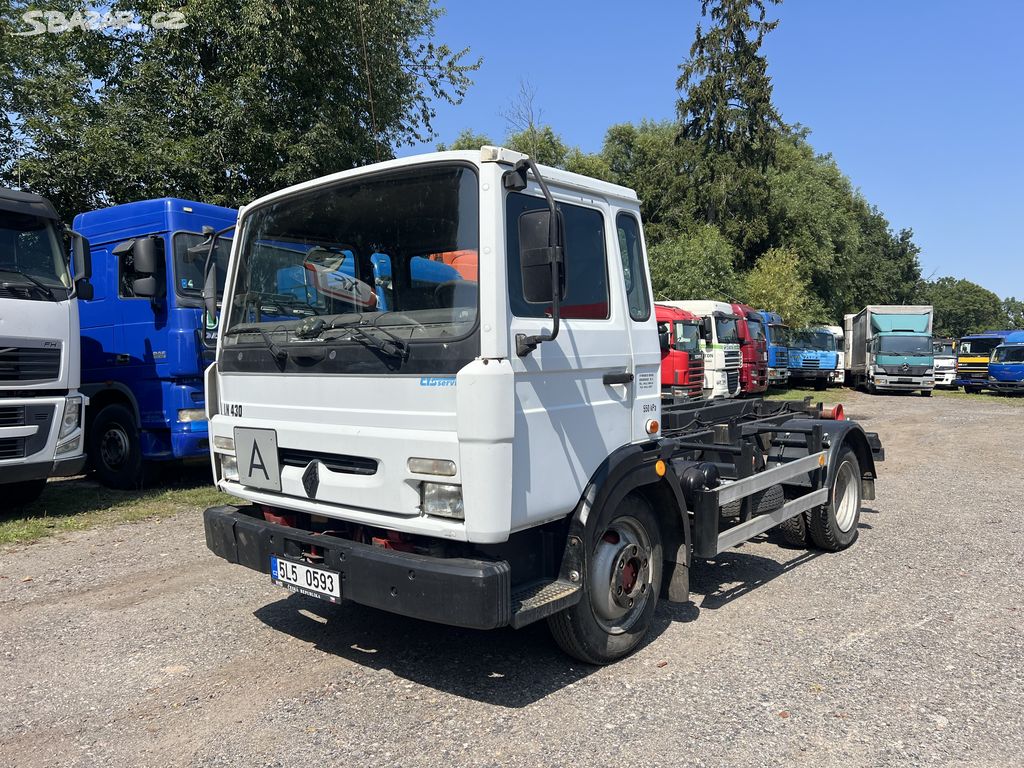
[224,326,288,370]
[2,273,57,301]
[329,319,409,361]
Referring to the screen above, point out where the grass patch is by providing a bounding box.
[764,386,848,404]
[0,467,231,546]
[931,388,1024,406]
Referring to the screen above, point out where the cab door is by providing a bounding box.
[507,191,633,530]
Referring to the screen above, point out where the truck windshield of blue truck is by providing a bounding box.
[225,165,479,355]
[993,345,1024,363]
[173,232,232,298]
[0,210,71,293]
[877,335,931,356]
[793,330,835,351]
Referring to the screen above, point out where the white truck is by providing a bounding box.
[659,300,741,399]
[844,305,935,395]
[824,324,845,385]
[201,148,883,663]
[0,188,92,507]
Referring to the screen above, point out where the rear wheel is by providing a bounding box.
[548,495,662,665]
[808,447,861,551]
[3,479,47,511]
[778,511,809,547]
[88,404,143,489]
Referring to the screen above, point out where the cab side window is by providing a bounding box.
[506,192,609,320]
[616,213,651,322]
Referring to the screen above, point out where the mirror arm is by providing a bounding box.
[513,157,563,357]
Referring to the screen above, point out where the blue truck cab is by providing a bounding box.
[987,331,1024,394]
[74,199,236,487]
[956,330,1014,393]
[757,310,789,385]
[787,327,838,391]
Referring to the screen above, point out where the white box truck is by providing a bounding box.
[0,188,92,507]
[844,305,934,395]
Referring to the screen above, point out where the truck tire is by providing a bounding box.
[89,403,143,490]
[4,479,47,510]
[807,446,861,552]
[778,511,809,547]
[920,389,932,397]
[548,494,662,665]
[965,385,984,394]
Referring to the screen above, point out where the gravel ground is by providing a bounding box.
[1,391,1022,767]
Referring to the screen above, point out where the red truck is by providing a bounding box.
[732,302,769,396]
[656,304,705,400]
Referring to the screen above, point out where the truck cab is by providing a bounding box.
[731,302,768,396]
[824,325,845,385]
[844,306,935,395]
[0,188,91,506]
[659,300,741,399]
[787,327,838,391]
[74,199,237,487]
[987,331,1024,394]
[957,331,1012,393]
[201,148,882,664]
[655,304,704,401]
[758,310,789,386]
[932,338,957,388]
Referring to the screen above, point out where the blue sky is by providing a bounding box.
[404,0,1023,299]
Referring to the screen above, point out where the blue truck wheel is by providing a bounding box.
[89,404,144,489]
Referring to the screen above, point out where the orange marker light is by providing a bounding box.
[645,419,660,435]
[655,459,666,477]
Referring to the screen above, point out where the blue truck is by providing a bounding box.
[956,330,1015,393]
[74,199,237,487]
[787,327,838,391]
[987,331,1024,394]
[757,310,789,386]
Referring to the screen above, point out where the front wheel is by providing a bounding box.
[965,385,984,394]
[548,495,663,665]
[920,389,932,397]
[808,446,861,551]
[88,404,143,489]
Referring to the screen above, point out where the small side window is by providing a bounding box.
[616,213,650,322]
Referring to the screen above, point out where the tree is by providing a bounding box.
[676,0,783,259]
[1002,297,1024,329]
[4,0,480,218]
[648,225,739,302]
[437,129,493,151]
[917,277,1004,338]
[742,247,825,327]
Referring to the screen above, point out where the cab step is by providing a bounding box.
[510,578,581,629]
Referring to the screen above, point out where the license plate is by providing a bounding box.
[233,427,281,491]
[270,555,341,602]
[898,377,912,383]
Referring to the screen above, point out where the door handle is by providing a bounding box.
[603,371,634,386]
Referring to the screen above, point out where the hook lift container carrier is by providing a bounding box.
[201,148,884,664]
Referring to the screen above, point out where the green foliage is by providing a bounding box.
[676,0,782,257]
[1002,297,1024,329]
[505,125,568,167]
[917,277,1005,338]
[648,225,739,302]
[3,0,480,217]
[742,247,825,327]
[437,129,493,151]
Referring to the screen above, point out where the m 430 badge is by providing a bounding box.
[221,403,243,417]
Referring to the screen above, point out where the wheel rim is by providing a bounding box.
[590,516,655,634]
[833,461,859,533]
[99,424,131,471]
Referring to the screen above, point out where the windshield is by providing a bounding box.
[769,323,789,347]
[674,320,701,352]
[747,318,765,342]
[226,165,479,351]
[993,346,1024,363]
[715,315,739,343]
[0,210,71,292]
[173,232,233,297]
[877,334,931,356]
[959,338,1002,356]
[792,330,835,351]
[933,341,955,357]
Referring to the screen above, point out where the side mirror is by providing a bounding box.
[69,230,92,280]
[132,276,160,298]
[518,208,564,304]
[702,316,714,339]
[133,236,165,276]
[659,330,670,352]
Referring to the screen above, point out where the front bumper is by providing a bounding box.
[872,377,933,391]
[934,370,956,387]
[829,369,846,384]
[789,369,830,381]
[204,505,512,630]
[987,379,1024,393]
[0,455,87,485]
[767,367,789,385]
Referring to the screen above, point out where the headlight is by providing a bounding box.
[59,396,82,439]
[219,453,239,481]
[213,435,234,452]
[421,482,464,520]
[56,436,81,456]
[178,408,206,423]
[925,369,934,375]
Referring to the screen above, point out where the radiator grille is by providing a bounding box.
[279,448,378,476]
[727,370,739,393]
[0,346,61,383]
[0,406,26,426]
[0,437,25,460]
